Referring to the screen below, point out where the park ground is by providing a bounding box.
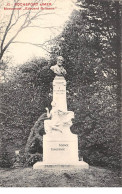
[0,166,121,187]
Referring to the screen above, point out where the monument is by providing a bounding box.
[33,56,89,169]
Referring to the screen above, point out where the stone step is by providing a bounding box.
[33,161,89,170]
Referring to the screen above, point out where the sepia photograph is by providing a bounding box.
[0,0,121,188]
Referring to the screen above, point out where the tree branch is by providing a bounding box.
[0,0,57,59]
[11,41,52,53]
[1,0,20,51]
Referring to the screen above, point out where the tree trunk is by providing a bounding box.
[0,51,4,61]
[115,2,121,115]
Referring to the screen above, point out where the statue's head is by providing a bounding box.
[51,101,56,107]
[57,56,64,66]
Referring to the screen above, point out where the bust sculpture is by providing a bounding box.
[50,56,66,76]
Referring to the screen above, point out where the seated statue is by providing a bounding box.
[50,56,66,76]
[44,101,74,134]
[44,101,63,134]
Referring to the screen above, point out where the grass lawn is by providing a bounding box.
[0,166,121,187]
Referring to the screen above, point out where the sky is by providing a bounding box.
[1,0,77,66]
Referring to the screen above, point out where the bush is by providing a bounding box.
[24,113,47,166]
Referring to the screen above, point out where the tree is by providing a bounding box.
[0,0,121,169]
[50,0,121,168]
[0,57,54,167]
[0,0,55,61]
[0,0,57,166]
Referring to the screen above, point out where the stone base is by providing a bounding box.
[43,133,79,164]
[33,161,89,170]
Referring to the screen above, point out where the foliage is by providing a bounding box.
[24,113,47,166]
[50,0,121,168]
[0,57,54,167]
[0,146,12,168]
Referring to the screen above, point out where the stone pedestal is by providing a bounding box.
[43,133,79,164]
[33,133,89,170]
[53,76,67,111]
[33,75,89,169]
[33,132,89,169]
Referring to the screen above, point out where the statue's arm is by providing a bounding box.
[64,68,67,75]
[50,66,54,72]
[45,107,51,118]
